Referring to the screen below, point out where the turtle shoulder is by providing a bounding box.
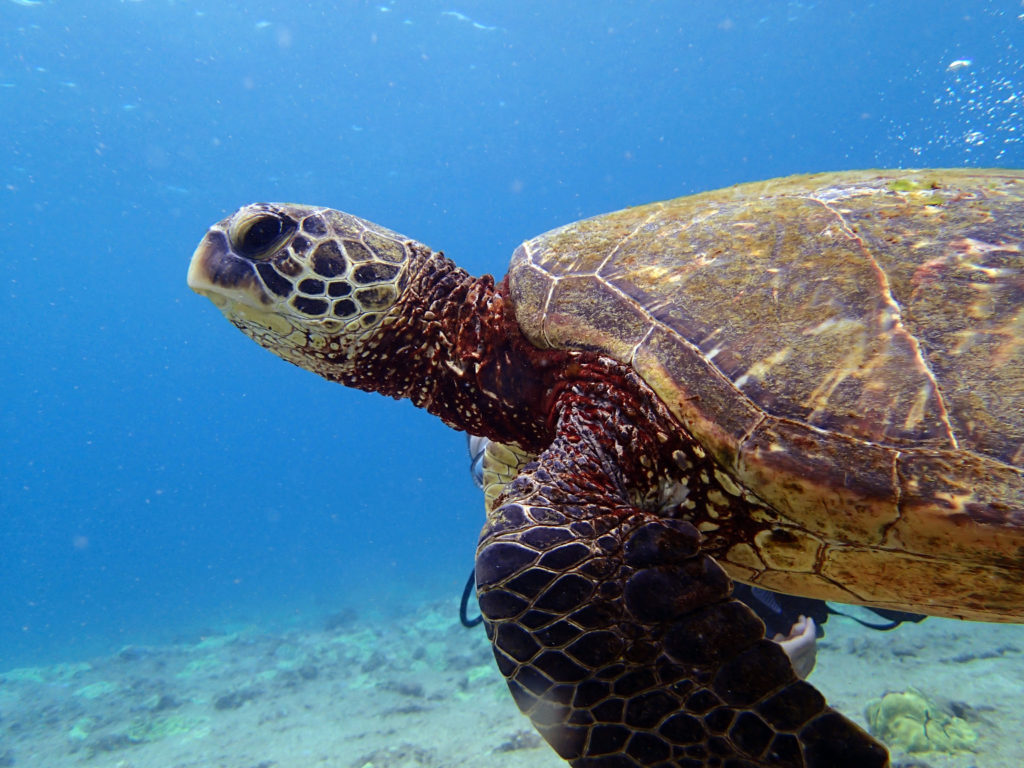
[507,170,1024,615]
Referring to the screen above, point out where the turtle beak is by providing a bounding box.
[187,227,266,311]
[187,239,227,309]
[188,226,300,338]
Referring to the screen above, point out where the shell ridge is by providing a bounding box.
[594,205,666,276]
[807,196,960,450]
[879,449,905,546]
[628,323,655,370]
[526,242,558,349]
[734,413,768,470]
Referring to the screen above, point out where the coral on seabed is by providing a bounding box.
[865,687,977,753]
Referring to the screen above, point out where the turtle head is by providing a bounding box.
[191,202,557,449]
[188,203,419,375]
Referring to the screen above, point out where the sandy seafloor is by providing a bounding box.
[1,595,1021,768]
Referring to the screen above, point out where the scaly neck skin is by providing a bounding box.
[337,247,564,452]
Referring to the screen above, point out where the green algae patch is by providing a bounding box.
[126,714,208,743]
[68,717,95,741]
[889,179,924,192]
[866,688,977,753]
[887,178,945,205]
[888,178,939,193]
[466,664,497,684]
[346,671,377,691]
[454,665,507,703]
[73,680,119,699]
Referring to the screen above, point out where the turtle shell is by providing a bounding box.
[508,169,1024,621]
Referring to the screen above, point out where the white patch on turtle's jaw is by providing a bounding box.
[229,300,302,338]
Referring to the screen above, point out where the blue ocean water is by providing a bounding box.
[1,0,1021,670]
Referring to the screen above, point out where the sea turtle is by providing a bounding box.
[188,169,1024,768]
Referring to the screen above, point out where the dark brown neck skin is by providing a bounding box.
[338,246,566,452]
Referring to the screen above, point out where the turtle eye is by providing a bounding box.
[233,213,297,259]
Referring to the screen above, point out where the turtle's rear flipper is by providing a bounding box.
[474,395,889,768]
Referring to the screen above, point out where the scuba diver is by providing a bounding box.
[462,435,924,679]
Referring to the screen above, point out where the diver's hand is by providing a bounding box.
[773,615,817,679]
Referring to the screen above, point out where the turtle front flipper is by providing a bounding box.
[475,377,889,768]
